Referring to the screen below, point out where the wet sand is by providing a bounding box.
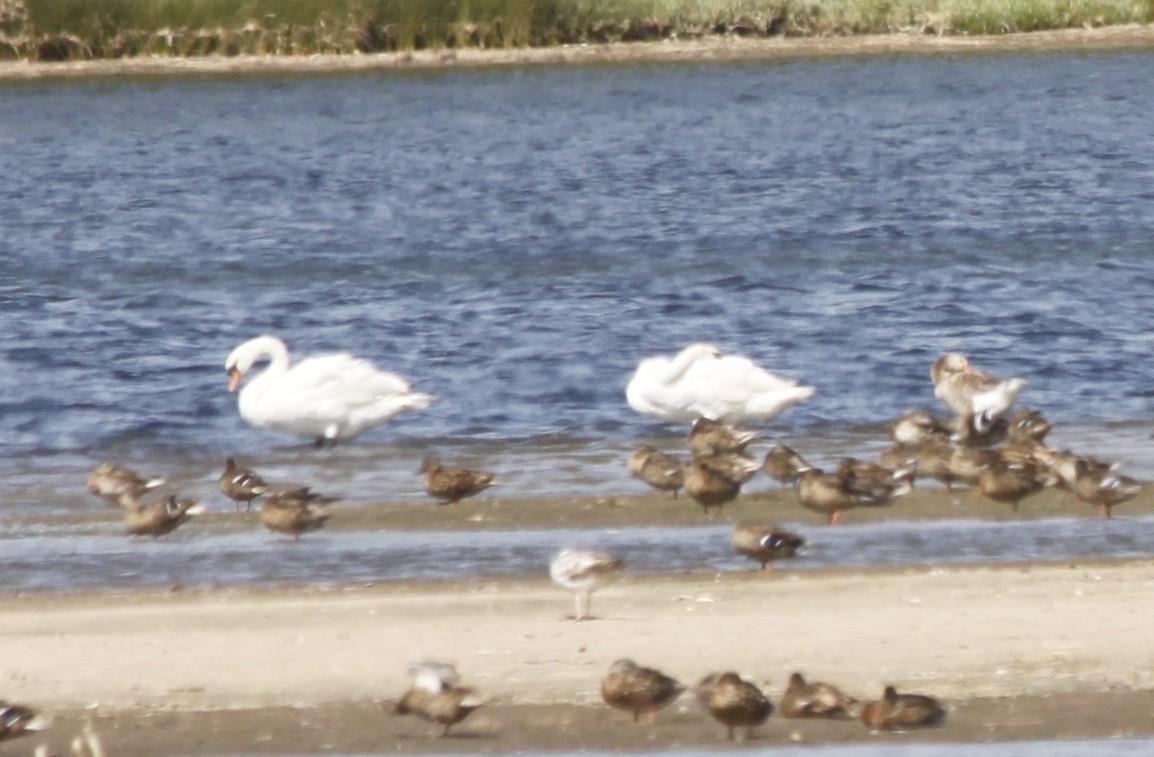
[0,23,1152,82]
[23,474,1154,534]
[3,515,1154,755]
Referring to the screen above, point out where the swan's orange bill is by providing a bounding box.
[228,368,243,392]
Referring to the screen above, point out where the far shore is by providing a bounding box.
[1,24,1153,82]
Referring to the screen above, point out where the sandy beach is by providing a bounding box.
[0,24,1152,82]
[4,491,1154,756]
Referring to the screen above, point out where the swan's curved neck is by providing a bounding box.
[661,346,710,384]
[244,336,292,388]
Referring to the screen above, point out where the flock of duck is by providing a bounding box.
[391,657,945,742]
[86,336,1142,544]
[626,344,1143,524]
[4,337,1140,750]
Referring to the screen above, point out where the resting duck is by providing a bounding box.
[682,454,760,515]
[549,548,625,621]
[797,462,908,525]
[837,457,915,495]
[600,659,684,724]
[125,495,205,537]
[913,440,998,491]
[977,456,1051,512]
[0,700,48,746]
[686,417,758,456]
[1072,457,1141,519]
[218,457,270,512]
[731,523,805,571]
[888,409,953,447]
[87,461,164,508]
[259,486,335,540]
[780,672,858,719]
[225,335,436,445]
[931,352,1026,434]
[394,661,484,737]
[702,672,773,741]
[1007,407,1053,443]
[860,685,945,730]
[626,343,815,425]
[878,444,920,480]
[627,445,684,498]
[762,443,811,487]
[420,454,496,505]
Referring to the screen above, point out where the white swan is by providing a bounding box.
[625,342,815,424]
[224,335,436,444]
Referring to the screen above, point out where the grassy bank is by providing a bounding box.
[1,0,1150,61]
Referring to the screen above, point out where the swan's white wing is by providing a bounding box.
[284,353,412,398]
[679,355,815,422]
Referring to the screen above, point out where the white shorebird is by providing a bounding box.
[626,342,815,425]
[548,548,625,621]
[225,335,436,445]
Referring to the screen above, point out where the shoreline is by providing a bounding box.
[5,558,1154,754]
[16,479,1154,533]
[0,24,1152,81]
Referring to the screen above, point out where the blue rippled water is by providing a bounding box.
[1,51,1153,540]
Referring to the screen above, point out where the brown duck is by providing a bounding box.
[780,672,858,719]
[682,454,758,515]
[914,440,997,491]
[1072,457,1141,519]
[1006,407,1052,443]
[218,457,270,512]
[627,445,684,498]
[703,672,773,741]
[0,700,48,747]
[762,443,811,487]
[394,662,484,737]
[977,456,1050,512]
[124,495,205,537]
[259,486,335,540]
[860,685,945,730]
[731,523,805,571]
[888,408,953,447]
[837,457,914,496]
[420,454,496,505]
[600,659,684,724]
[87,461,165,508]
[686,417,757,456]
[796,464,905,526]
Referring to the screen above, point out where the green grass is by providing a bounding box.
[0,0,1150,60]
